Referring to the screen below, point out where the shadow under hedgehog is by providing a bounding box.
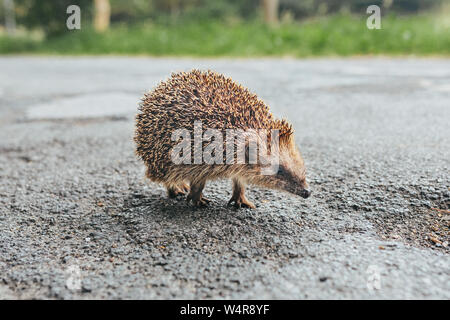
[134,69,311,208]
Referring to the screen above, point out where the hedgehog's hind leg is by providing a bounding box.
[186,179,210,207]
[228,178,256,209]
[166,182,190,199]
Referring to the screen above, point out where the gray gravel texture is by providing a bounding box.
[0,57,449,299]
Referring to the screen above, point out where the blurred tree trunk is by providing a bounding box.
[3,0,16,35]
[168,0,180,22]
[94,0,110,32]
[383,0,394,9]
[262,0,279,25]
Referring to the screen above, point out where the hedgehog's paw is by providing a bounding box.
[167,182,190,199]
[193,197,209,208]
[167,186,186,199]
[227,195,256,209]
[187,193,210,208]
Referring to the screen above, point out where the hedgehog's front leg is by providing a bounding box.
[228,178,256,209]
[186,179,210,207]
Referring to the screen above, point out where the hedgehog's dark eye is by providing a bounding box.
[277,166,286,176]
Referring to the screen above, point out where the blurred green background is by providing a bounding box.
[0,0,449,56]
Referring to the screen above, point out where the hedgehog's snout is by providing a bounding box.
[299,188,311,199]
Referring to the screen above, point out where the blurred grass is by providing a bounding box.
[0,14,449,56]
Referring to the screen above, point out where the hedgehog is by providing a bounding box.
[135,70,310,208]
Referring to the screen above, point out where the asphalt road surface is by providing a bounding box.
[0,57,449,299]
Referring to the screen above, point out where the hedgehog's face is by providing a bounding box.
[244,132,310,199]
[275,145,310,198]
[256,143,310,198]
